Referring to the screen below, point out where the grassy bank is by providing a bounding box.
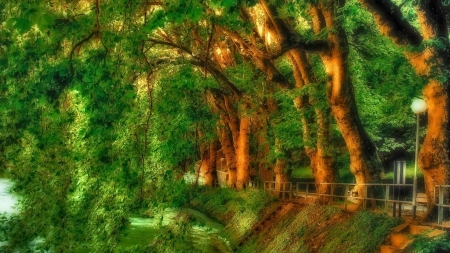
[190,187,276,247]
[189,187,402,253]
[238,204,401,253]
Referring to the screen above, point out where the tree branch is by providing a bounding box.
[191,60,242,98]
[358,0,423,46]
[271,39,329,58]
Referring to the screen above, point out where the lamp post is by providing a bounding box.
[411,98,427,219]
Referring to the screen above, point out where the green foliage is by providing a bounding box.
[406,234,450,253]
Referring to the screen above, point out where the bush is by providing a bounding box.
[405,234,450,253]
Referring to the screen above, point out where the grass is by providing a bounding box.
[291,161,424,182]
[238,204,401,253]
[290,166,313,178]
[290,167,354,182]
[321,211,402,253]
[382,162,424,179]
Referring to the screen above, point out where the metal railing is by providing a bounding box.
[264,181,292,201]
[293,182,414,215]
[434,185,450,225]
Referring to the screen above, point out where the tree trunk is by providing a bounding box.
[274,138,289,196]
[311,1,382,200]
[315,107,339,204]
[204,140,219,187]
[312,4,382,196]
[217,117,238,188]
[236,114,251,190]
[199,136,219,187]
[420,80,450,218]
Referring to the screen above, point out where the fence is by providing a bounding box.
[293,182,417,214]
[264,181,292,201]
[264,181,436,217]
[265,181,450,224]
[434,185,450,225]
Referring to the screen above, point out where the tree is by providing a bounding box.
[358,0,450,218]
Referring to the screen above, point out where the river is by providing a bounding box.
[0,179,231,252]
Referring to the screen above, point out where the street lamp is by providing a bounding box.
[411,98,427,219]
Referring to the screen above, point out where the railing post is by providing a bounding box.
[306,183,309,200]
[289,182,292,200]
[363,184,367,210]
[385,184,389,214]
[318,183,321,200]
[438,185,444,225]
[331,183,334,202]
[344,184,348,211]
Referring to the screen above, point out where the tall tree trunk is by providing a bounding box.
[236,114,251,190]
[311,3,382,196]
[420,80,450,217]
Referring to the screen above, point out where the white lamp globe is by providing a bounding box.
[411,98,427,114]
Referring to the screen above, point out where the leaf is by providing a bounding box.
[12,18,32,34]
[124,91,135,100]
[35,12,55,30]
[222,0,237,8]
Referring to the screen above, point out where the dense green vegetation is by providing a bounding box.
[1,0,449,252]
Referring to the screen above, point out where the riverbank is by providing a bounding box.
[189,187,402,252]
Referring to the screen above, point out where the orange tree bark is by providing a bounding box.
[236,107,252,190]
[358,0,450,218]
[310,1,383,196]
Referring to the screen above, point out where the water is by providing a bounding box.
[0,178,19,248]
[0,179,18,215]
[113,208,231,252]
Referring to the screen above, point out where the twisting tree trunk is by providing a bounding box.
[359,0,450,219]
[311,2,382,197]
